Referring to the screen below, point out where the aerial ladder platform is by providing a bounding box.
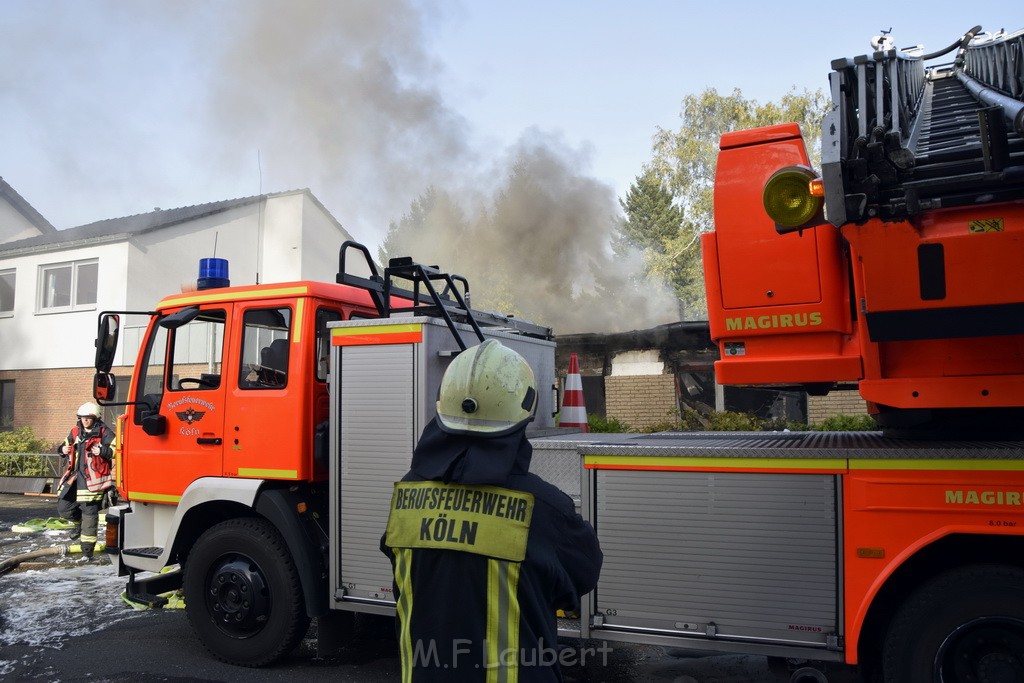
[704,26,1024,436]
[823,26,1024,224]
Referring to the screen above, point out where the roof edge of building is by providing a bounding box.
[0,176,58,235]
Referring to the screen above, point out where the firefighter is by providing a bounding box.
[381,340,602,682]
[56,401,115,559]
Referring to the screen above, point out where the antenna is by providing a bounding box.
[213,232,219,258]
[256,149,264,285]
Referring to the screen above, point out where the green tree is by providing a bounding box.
[650,87,828,237]
[619,169,683,246]
[616,169,702,317]
[622,87,828,318]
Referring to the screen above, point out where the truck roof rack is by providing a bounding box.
[336,240,552,350]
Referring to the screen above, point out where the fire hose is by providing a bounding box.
[0,542,103,577]
[0,543,183,609]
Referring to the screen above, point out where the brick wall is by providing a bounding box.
[606,375,677,430]
[0,367,123,445]
[807,389,868,425]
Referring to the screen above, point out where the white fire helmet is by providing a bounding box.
[77,402,101,419]
[436,340,537,437]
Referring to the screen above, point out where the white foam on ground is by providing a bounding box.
[0,563,143,649]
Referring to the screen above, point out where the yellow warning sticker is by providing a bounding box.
[968,218,1004,233]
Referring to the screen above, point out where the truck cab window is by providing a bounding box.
[135,325,167,421]
[240,307,292,389]
[316,308,343,382]
[134,309,225,423]
[169,310,226,391]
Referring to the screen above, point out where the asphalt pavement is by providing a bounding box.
[0,492,865,682]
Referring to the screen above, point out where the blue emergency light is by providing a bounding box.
[197,258,230,290]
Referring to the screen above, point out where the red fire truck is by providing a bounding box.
[95,26,1023,683]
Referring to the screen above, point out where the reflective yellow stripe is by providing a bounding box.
[394,548,414,683]
[583,455,847,471]
[505,561,521,681]
[486,559,520,682]
[332,323,423,337]
[583,455,1024,473]
[238,467,298,479]
[848,459,1024,471]
[127,492,181,503]
[159,285,309,308]
[487,560,500,679]
[292,298,304,343]
[331,323,423,346]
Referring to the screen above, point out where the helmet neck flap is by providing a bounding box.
[409,417,533,486]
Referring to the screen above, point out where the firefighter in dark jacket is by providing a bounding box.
[381,340,603,682]
[56,401,115,559]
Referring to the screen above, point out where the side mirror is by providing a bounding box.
[95,314,121,373]
[93,373,117,402]
[142,413,167,436]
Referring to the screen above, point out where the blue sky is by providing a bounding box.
[1,1,1018,249]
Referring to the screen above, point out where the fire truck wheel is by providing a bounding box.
[882,564,1024,683]
[183,517,310,666]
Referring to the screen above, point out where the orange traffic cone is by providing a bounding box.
[560,353,588,431]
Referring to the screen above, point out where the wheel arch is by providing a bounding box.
[171,498,255,564]
[253,486,329,618]
[855,532,1024,669]
[171,483,328,618]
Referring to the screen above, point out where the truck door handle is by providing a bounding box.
[197,437,222,445]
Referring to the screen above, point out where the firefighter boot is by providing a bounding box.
[80,541,95,560]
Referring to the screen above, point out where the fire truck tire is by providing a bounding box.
[184,517,310,667]
[882,564,1024,683]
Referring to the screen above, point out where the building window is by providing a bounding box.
[0,269,14,316]
[0,380,13,430]
[38,259,98,312]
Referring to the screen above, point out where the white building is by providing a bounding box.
[0,179,357,442]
